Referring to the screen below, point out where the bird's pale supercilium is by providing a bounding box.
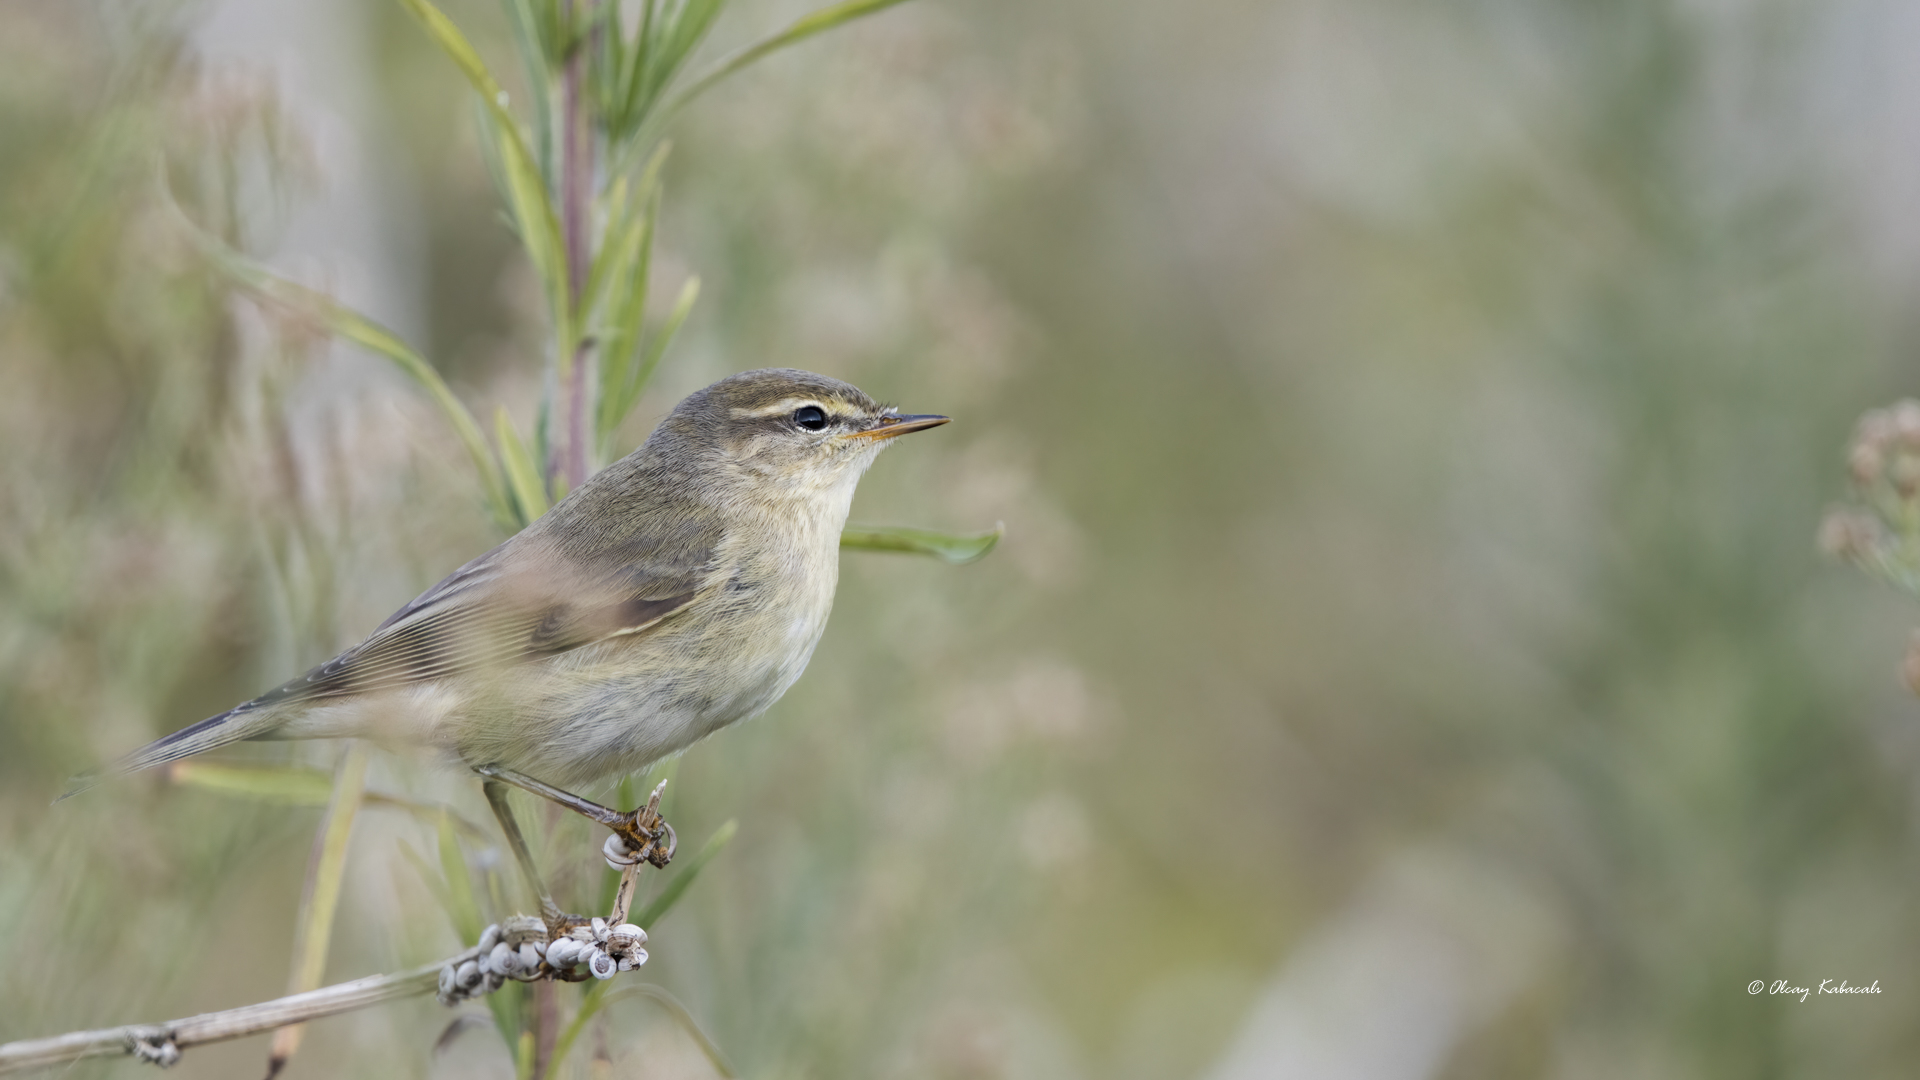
[71,368,948,795]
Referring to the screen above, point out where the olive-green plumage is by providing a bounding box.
[74,369,947,793]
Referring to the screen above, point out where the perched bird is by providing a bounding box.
[70,368,948,798]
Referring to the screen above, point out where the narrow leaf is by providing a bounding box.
[330,311,512,522]
[650,0,727,97]
[364,794,493,834]
[267,742,371,1075]
[634,275,700,399]
[515,1030,536,1080]
[495,406,551,526]
[173,211,514,527]
[584,140,669,329]
[436,811,485,946]
[501,0,558,185]
[661,0,912,120]
[619,0,726,134]
[595,189,661,452]
[432,1015,495,1060]
[635,817,737,929]
[604,274,698,455]
[166,761,334,805]
[580,174,636,322]
[397,0,571,353]
[553,985,737,1078]
[398,839,455,919]
[840,522,1004,564]
[168,762,488,834]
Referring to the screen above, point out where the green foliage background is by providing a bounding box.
[4,0,1920,1076]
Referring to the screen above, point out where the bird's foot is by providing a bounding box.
[601,780,677,870]
[439,778,671,1006]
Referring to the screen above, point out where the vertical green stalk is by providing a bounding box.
[555,0,598,493]
[265,741,371,1077]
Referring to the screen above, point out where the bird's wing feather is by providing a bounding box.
[62,524,719,796]
[264,538,711,705]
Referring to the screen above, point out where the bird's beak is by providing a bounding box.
[848,413,951,441]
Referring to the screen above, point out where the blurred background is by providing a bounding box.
[5,0,1920,1076]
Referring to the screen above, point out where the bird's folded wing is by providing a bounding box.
[58,528,718,797]
[260,538,710,706]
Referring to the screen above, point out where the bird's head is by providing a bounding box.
[657,368,949,497]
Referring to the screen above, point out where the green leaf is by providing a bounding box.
[267,743,371,1073]
[495,406,551,526]
[650,0,728,99]
[500,0,559,185]
[581,174,638,324]
[595,219,657,446]
[398,840,455,920]
[293,746,371,993]
[438,807,521,1047]
[397,0,572,357]
[172,209,515,528]
[516,1031,536,1080]
[168,762,490,837]
[436,811,485,947]
[554,985,737,1078]
[166,761,335,805]
[331,309,516,526]
[614,0,728,141]
[840,522,1004,564]
[583,141,669,329]
[660,0,913,121]
[602,274,698,458]
[635,817,736,929]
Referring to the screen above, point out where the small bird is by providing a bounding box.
[70,368,947,802]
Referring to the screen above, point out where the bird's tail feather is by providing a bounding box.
[57,701,285,802]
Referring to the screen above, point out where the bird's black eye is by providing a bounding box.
[793,406,828,431]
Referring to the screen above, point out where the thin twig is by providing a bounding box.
[0,946,481,1075]
[608,778,668,924]
[608,862,642,925]
[267,741,371,1078]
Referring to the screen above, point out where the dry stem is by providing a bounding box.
[0,945,481,1074]
[1,782,667,1074]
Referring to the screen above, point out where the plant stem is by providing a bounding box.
[266,742,372,1078]
[564,340,592,491]
[0,948,479,1074]
[609,863,641,925]
[558,0,596,490]
[534,980,559,1080]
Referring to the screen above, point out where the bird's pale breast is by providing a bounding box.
[447,496,847,787]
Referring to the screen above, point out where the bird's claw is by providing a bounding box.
[602,818,675,869]
[603,780,676,869]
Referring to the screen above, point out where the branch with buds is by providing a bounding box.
[0,861,648,1075]
[1820,398,1920,692]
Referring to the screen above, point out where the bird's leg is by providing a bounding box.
[481,778,566,928]
[473,764,678,871]
[438,772,667,1005]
